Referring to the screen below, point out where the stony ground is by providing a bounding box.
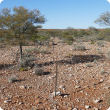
[1,38,110,110]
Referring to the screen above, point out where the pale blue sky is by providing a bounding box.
[0,0,110,29]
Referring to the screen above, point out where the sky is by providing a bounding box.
[0,0,110,29]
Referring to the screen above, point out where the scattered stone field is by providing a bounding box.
[0,38,110,110]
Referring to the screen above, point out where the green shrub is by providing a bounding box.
[63,35,73,41]
[83,34,99,42]
[99,28,110,41]
[78,29,89,37]
[19,67,25,71]
[90,40,95,44]
[68,53,73,56]
[58,40,65,43]
[105,36,110,42]
[65,40,73,45]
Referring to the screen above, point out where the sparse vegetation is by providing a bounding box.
[90,40,95,44]
[1,3,110,110]
[33,68,44,76]
[86,63,92,67]
[101,69,106,74]
[107,51,110,60]
[97,51,104,54]
[0,6,46,69]
[73,45,86,51]
[68,53,73,56]
[19,67,25,71]
[25,48,40,52]
[96,41,104,47]
[8,76,18,83]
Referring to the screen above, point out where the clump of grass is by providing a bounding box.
[41,50,47,53]
[22,53,31,57]
[96,41,104,47]
[65,40,73,45]
[90,40,95,44]
[34,63,39,68]
[8,76,18,83]
[20,57,35,67]
[93,59,97,64]
[101,69,105,74]
[25,48,40,52]
[68,53,73,56]
[105,93,110,107]
[73,45,86,51]
[19,67,25,71]
[107,96,110,106]
[107,51,110,60]
[97,51,104,54]
[33,68,44,76]
[86,63,92,67]
[58,40,65,43]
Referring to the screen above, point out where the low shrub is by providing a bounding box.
[41,50,47,53]
[83,34,99,42]
[19,67,25,71]
[20,57,35,68]
[8,76,18,83]
[101,69,106,74]
[65,40,73,45]
[68,53,73,56]
[58,40,65,43]
[107,51,110,60]
[97,51,104,54]
[25,48,40,52]
[86,63,92,67]
[33,68,44,76]
[96,41,104,47]
[73,45,86,51]
[90,40,95,44]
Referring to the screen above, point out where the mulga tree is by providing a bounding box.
[94,11,110,27]
[0,6,46,68]
[94,11,110,41]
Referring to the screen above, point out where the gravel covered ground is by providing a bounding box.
[0,38,110,110]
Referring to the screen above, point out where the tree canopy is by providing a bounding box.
[94,11,110,27]
[0,6,46,68]
[0,6,46,45]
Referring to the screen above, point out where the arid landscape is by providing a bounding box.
[1,37,110,110]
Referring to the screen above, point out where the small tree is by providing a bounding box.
[0,6,46,68]
[94,11,110,27]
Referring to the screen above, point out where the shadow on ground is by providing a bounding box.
[43,72,51,75]
[0,64,15,70]
[38,54,106,67]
